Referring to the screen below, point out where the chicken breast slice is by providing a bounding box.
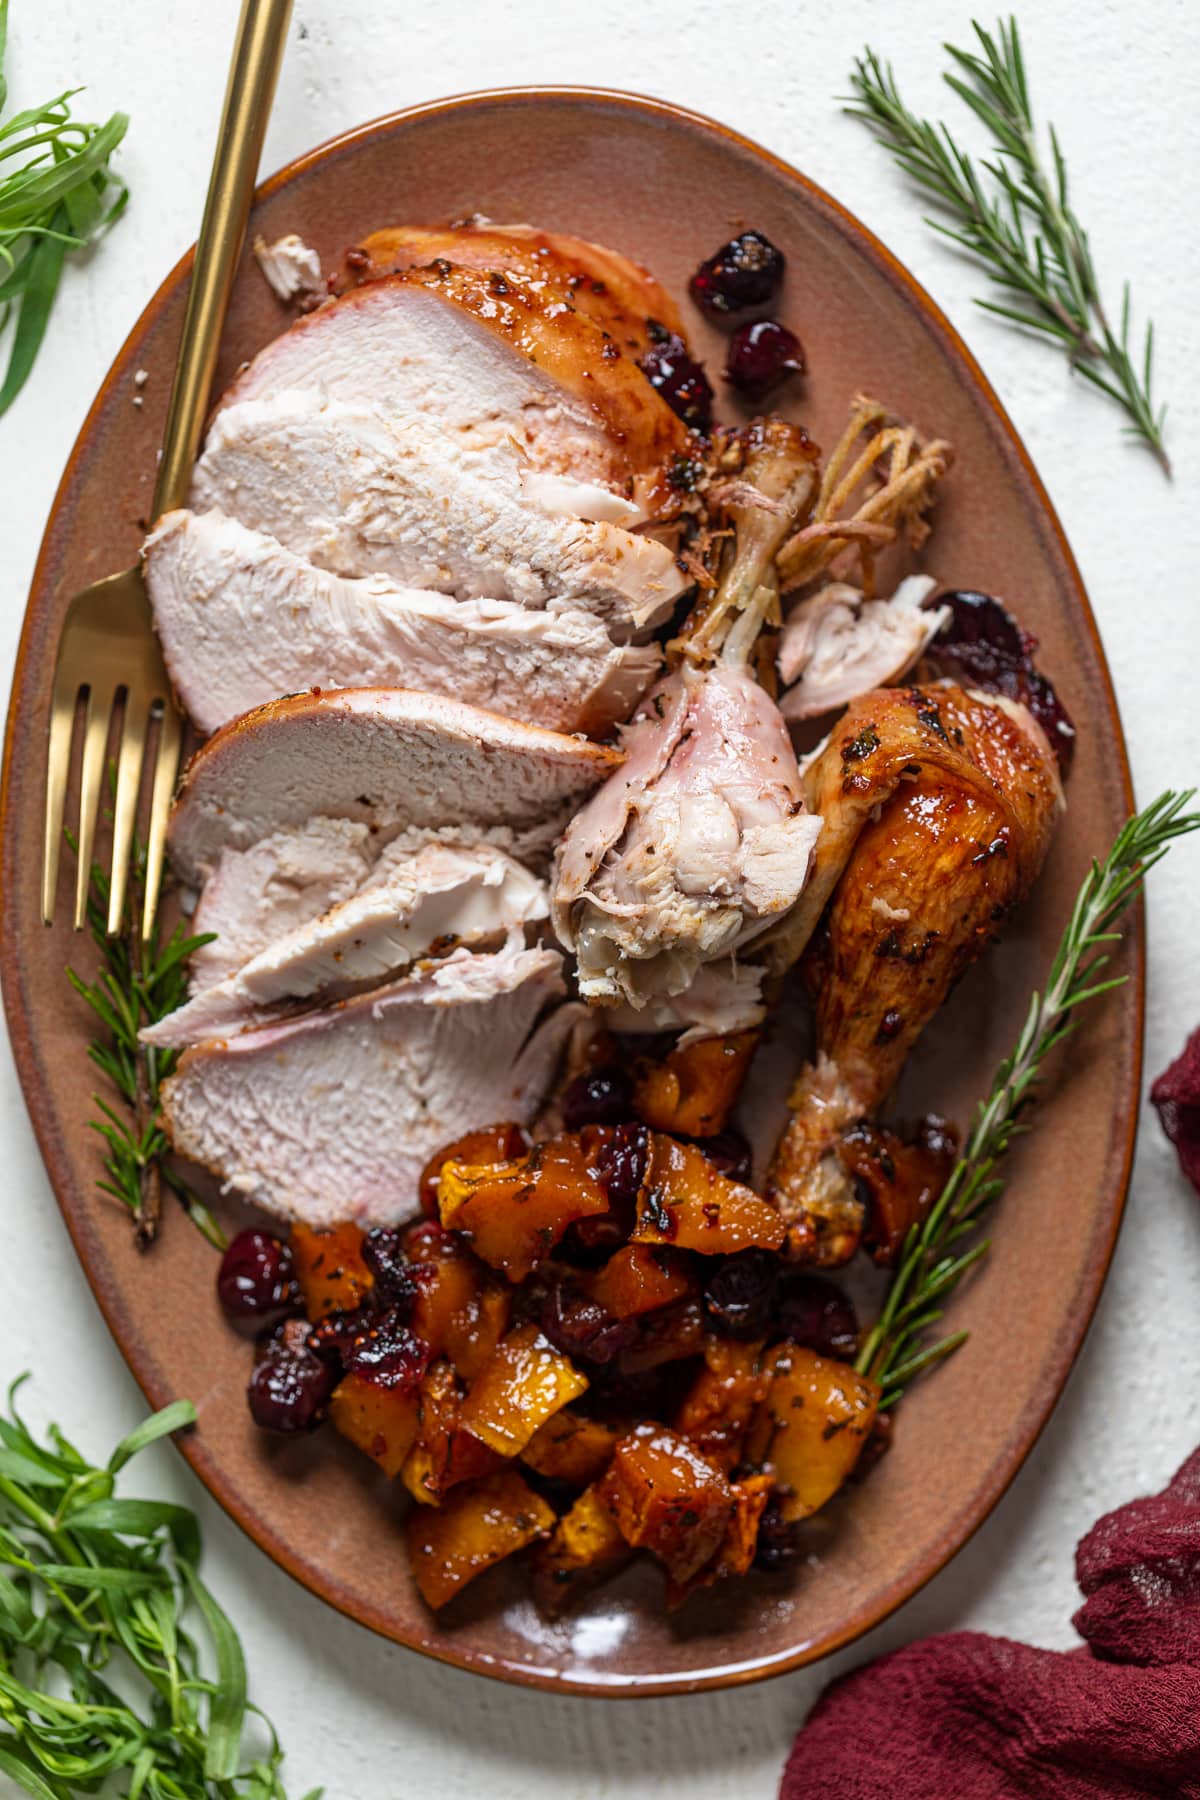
[777,576,949,719]
[215,267,687,500]
[191,391,686,631]
[144,509,660,737]
[168,687,622,888]
[144,841,547,1049]
[159,943,579,1226]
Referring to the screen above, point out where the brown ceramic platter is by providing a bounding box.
[0,88,1140,1695]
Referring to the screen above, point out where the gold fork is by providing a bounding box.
[41,0,293,942]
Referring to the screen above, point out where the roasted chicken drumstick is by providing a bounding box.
[764,682,1063,1263]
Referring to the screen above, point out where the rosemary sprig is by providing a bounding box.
[0,1376,319,1798]
[66,826,221,1251]
[847,18,1170,474]
[857,789,1200,1405]
[0,0,129,416]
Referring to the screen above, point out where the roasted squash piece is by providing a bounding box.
[585,1243,697,1320]
[755,1343,881,1522]
[634,1030,759,1136]
[406,1231,512,1380]
[458,1323,588,1457]
[521,1408,620,1487]
[401,1359,499,1505]
[407,1468,555,1610]
[632,1135,786,1256]
[599,1424,734,1585]
[418,1122,529,1217]
[530,1483,632,1616]
[439,1136,611,1281]
[675,1337,769,1472]
[329,1371,421,1479]
[291,1221,373,1320]
[666,1473,771,1605]
[618,1298,707,1376]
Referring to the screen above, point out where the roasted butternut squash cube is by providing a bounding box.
[599,1425,734,1585]
[407,1469,555,1610]
[665,1473,771,1605]
[530,1483,632,1616]
[401,1359,499,1506]
[459,1323,588,1457]
[406,1232,512,1380]
[632,1135,785,1256]
[634,1030,759,1136]
[329,1371,421,1479]
[439,1136,611,1281]
[675,1337,769,1471]
[418,1122,529,1217]
[291,1221,373,1320]
[521,1408,619,1487]
[618,1298,707,1376]
[586,1243,697,1320]
[756,1343,881,1522]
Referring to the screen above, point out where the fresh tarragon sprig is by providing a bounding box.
[857,789,1200,1405]
[0,0,129,416]
[66,822,220,1251]
[846,17,1170,474]
[0,1377,320,1798]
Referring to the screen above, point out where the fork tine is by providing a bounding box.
[142,700,183,943]
[107,697,151,936]
[73,685,117,931]
[42,659,81,926]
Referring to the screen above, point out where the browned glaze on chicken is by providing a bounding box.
[765,682,1063,1263]
[340,220,685,351]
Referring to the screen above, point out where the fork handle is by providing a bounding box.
[152,0,293,519]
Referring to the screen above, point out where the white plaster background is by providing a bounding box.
[2,2,1199,1794]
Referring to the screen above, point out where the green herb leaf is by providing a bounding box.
[0,1377,310,1796]
[858,789,1200,1401]
[846,18,1170,474]
[0,18,128,415]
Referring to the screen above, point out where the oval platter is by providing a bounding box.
[0,88,1140,1695]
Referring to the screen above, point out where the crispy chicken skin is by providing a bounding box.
[339,220,685,352]
[765,682,1064,1263]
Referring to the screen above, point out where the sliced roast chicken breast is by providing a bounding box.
[192,392,685,631]
[144,841,546,1049]
[214,265,688,499]
[192,268,692,633]
[159,942,577,1226]
[168,687,621,888]
[145,509,660,736]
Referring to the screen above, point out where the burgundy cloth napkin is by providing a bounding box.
[781,1446,1200,1799]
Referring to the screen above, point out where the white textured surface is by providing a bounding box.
[2,3,1200,1794]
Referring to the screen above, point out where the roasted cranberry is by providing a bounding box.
[361,1227,418,1310]
[927,589,1076,775]
[775,1273,859,1361]
[247,1319,335,1434]
[306,1305,373,1371]
[754,1502,802,1571]
[724,319,804,399]
[341,1307,428,1387]
[591,1123,649,1213]
[539,1281,636,1366]
[217,1230,299,1332]
[704,1249,779,1339]
[640,325,713,432]
[689,230,785,317]
[562,1067,634,1132]
[694,1129,753,1185]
